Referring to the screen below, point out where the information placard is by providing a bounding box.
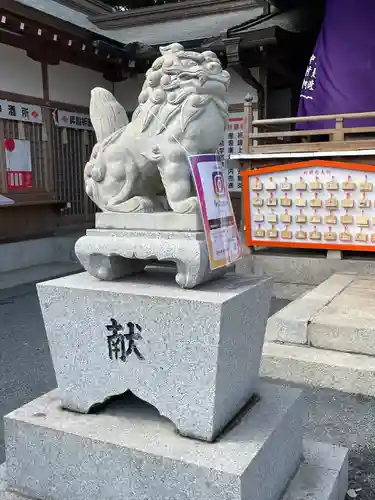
[189,154,242,269]
[217,111,244,192]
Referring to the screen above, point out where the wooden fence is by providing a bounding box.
[0,107,97,230]
[242,99,375,155]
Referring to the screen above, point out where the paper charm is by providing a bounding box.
[340,226,352,242]
[295,176,307,191]
[280,210,292,224]
[324,226,337,241]
[252,176,263,191]
[310,226,322,240]
[281,226,292,239]
[326,176,339,191]
[310,192,322,208]
[325,193,338,210]
[280,176,292,191]
[360,175,373,192]
[342,175,356,191]
[266,176,277,191]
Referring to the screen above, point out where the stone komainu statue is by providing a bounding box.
[84,43,230,214]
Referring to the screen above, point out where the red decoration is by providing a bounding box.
[4,138,15,152]
[7,172,33,190]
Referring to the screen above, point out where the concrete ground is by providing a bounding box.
[0,283,373,498]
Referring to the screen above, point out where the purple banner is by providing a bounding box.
[297,0,375,130]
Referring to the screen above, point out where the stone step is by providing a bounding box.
[0,441,348,500]
[3,383,304,500]
[261,341,375,397]
[283,441,348,500]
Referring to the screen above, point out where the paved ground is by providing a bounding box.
[0,283,374,498]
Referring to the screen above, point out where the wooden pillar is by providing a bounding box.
[243,94,253,154]
[0,120,7,193]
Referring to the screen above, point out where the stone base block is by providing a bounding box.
[0,443,348,500]
[4,384,308,500]
[37,272,272,441]
[75,213,231,289]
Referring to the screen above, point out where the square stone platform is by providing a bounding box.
[2,383,348,500]
[37,271,272,441]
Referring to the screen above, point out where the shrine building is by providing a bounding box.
[0,0,326,277]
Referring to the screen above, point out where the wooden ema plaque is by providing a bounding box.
[243,160,375,252]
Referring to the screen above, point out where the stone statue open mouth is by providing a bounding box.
[84,42,230,215]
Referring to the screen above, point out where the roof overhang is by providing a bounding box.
[89,0,267,29]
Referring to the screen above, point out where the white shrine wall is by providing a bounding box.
[113,68,291,118]
[113,68,262,113]
[0,43,43,98]
[0,42,292,117]
[48,62,113,107]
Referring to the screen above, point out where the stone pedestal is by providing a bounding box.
[37,272,272,441]
[1,234,348,500]
[3,384,348,500]
[75,213,229,289]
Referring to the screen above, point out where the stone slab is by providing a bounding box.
[309,276,375,356]
[4,384,304,500]
[0,441,348,500]
[0,262,82,291]
[95,212,204,231]
[237,252,375,286]
[261,342,375,397]
[271,283,313,301]
[37,272,272,441]
[75,229,228,289]
[302,441,348,500]
[86,228,206,240]
[265,273,356,344]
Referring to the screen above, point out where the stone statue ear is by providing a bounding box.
[90,88,129,143]
[159,43,183,55]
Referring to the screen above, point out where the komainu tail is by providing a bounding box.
[90,88,129,143]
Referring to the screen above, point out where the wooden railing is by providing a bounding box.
[242,96,375,155]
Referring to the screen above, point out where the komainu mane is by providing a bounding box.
[84,43,230,214]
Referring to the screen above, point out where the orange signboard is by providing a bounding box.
[242,160,375,252]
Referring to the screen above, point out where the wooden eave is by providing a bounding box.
[90,0,266,29]
[55,0,112,16]
[0,4,126,78]
[2,0,98,41]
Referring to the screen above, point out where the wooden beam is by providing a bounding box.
[0,16,119,76]
[2,0,96,40]
[0,89,90,114]
[42,61,49,101]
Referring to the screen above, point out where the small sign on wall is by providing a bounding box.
[0,100,42,123]
[217,110,244,192]
[53,109,93,130]
[4,138,33,190]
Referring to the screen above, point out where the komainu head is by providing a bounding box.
[132,43,230,134]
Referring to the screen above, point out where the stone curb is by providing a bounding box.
[265,273,357,345]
